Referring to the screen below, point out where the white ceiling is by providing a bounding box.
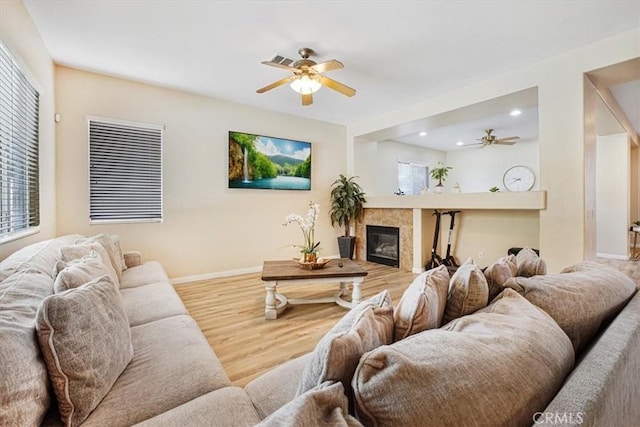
[23,0,640,126]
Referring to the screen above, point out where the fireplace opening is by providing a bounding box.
[367,225,400,268]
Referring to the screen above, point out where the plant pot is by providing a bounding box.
[337,236,356,259]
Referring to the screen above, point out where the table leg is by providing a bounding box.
[352,280,361,306]
[264,281,278,320]
[339,281,348,296]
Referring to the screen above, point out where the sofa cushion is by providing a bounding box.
[296,290,394,400]
[77,234,126,279]
[53,250,117,293]
[484,255,517,301]
[60,243,119,288]
[120,261,169,289]
[0,270,54,426]
[258,381,362,427]
[82,315,232,426]
[133,387,261,427]
[352,289,575,427]
[503,262,637,352]
[442,258,488,324]
[0,234,82,281]
[393,265,449,341]
[246,353,313,419]
[516,247,547,277]
[119,282,188,326]
[36,276,133,427]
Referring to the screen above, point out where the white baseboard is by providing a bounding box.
[170,265,262,285]
[170,254,342,285]
[596,252,630,261]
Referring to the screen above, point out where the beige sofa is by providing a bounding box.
[1,235,639,426]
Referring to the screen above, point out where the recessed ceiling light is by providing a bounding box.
[419,131,427,137]
[510,109,522,116]
[456,141,464,146]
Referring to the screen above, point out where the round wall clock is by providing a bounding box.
[503,165,535,192]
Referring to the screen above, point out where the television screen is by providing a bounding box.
[228,131,311,190]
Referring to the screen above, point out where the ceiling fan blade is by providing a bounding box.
[319,76,356,97]
[302,93,313,106]
[311,59,344,73]
[256,76,294,93]
[498,136,520,141]
[495,140,518,146]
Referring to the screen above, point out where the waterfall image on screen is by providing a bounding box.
[228,131,311,190]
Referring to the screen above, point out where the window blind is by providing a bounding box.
[398,162,428,195]
[89,119,163,222]
[0,43,40,240]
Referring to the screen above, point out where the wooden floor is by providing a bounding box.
[174,258,640,388]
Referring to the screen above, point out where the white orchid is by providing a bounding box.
[283,201,321,254]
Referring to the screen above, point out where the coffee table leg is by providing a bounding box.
[265,281,278,320]
[352,280,362,306]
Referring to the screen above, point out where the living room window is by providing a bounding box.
[0,42,40,243]
[88,117,163,223]
[397,161,428,195]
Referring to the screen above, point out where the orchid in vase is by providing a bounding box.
[283,201,321,262]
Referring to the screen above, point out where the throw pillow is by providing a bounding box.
[442,258,488,324]
[53,250,117,293]
[76,234,126,279]
[296,290,394,403]
[503,263,637,352]
[516,247,547,277]
[36,276,133,426]
[393,265,449,341]
[352,289,575,427]
[60,243,120,288]
[483,255,517,301]
[257,381,361,427]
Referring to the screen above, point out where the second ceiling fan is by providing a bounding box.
[256,47,356,106]
[467,129,520,147]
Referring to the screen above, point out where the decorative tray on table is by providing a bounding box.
[294,257,331,270]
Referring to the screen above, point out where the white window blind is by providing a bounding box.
[0,43,40,241]
[398,162,428,195]
[88,118,163,223]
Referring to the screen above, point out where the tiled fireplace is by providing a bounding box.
[355,208,413,271]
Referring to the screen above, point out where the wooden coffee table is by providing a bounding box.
[261,258,368,320]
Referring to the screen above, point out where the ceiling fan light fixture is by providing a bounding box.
[290,75,322,94]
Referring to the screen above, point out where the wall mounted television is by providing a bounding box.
[228,131,311,190]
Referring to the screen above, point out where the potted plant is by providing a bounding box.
[430,162,452,192]
[329,174,367,259]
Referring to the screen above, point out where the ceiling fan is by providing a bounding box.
[256,47,356,106]
[468,129,520,147]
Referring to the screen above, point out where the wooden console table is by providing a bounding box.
[261,259,368,320]
[632,226,640,260]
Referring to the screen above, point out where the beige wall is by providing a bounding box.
[0,0,57,258]
[347,29,640,272]
[54,66,346,278]
[596,134,629,258]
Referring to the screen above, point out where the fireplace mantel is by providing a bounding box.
[365,191,546,210]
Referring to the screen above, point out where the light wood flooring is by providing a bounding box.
[174,258,639,388]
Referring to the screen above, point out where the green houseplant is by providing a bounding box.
[329,174,367,259]
[430,162,452,190]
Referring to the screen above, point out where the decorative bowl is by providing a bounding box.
[294,257,330,270]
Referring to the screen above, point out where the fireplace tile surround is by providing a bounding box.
[355,208,413,271]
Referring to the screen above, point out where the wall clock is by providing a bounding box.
[503,165,535,192]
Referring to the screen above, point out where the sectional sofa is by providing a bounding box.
[0,234,638,426]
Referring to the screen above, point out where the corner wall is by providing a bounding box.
[54,66,346,278]
[0,0,57,258]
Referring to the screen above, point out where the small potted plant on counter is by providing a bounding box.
[329,174,367,259]
[430,162,452,193]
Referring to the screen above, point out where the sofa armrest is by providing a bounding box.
[123,251,143,268]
